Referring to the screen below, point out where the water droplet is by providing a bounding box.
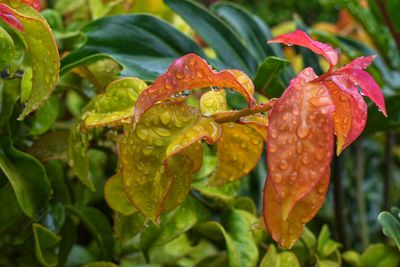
[196,70,204,78]
[292,104,299,115]
[269,144,277,152]
[279,160,288,170]
[287,43,294,46]
[289,171,297,181]
[310,97,331,107]
[143,146,154,155]
[273,173,282,183]
[173,92,181,98]
[211,86,220,91]
[160,111,171,125]
[154,127,171,137]
[282,113,289,121]
[176,71,185,79]
[315,150,325,161]
[155,139,164,146]
[270,129,278,138]
[296,126,310,138]
[296,142,303,154]
[302,155,311,164]
[318,185,325,194]
[181,90,191,96]
[135,126,148,141]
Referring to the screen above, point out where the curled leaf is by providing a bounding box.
[266,68,334,223]
[208,123,263,186]
[200,89,228,116]
[264,168,330,248]
[0,3,23,31]
[336,67,387,117]
[133,53,256,125]
[120,102,220,221]
[324,76,367,154]
[83,77,147,128]
[268,30,338,69]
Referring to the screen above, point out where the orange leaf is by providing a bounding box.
[134,53,256,125]
[263,168,330,248]
[324,76,367,155]
[239,114,269,142]
[266,68,334,221]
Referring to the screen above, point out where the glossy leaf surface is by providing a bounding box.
[0,137,51,218]
[133,54,255,125]
[33,223,61,267]
[268,30,338,68]
[266,68,334,219]
[11,5,59,119]
[200,89,228,116]
[208,123,263,186]
[264,169,330,248]
[83,77,147,128]
[120,102,220,221]
[324,76,367,154]
[0,3,23,31]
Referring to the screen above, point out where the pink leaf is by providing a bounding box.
[342,55,376,70]
[0,3,24,31]
[268,30,338,69]
[336,68,387,117]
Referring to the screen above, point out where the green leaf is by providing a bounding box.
[364,95,400,134]
[360,244,400,267]
[61,14,205,81]
[30,95,59,135]
[120,102,220,221]
[28,131,69,162]
[0,26,15,69]
[104,173,136,215]
[253,57,289,98]
[83,77,147,128]
[378,211,400,250]
[0,183,26,235]
[278,252,300,267]
[316,260,340,267]
[0,79,20,127]
[10,5,60,119]
[197,209,258,267]
[0,137,51,218]
[342,250,361,267]
[33,223,62,267]
[211,2,281,60]
[259,245,277,267]
[140,197,209,261]
[114,212,145,245]
[165,0,257,75]
[317,225,341,258]
[65,206,114,260]
[83,262,118,267]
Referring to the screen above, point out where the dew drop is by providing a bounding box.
[296,126,310,138]
[211,86,220,91]
[273,173,282,183]
[282,113,289,121]
[160,111,171,125]
[287,43,294,46]
[279,159,288,170]
[269,144,277,152]
[270,128,278,138]
[296,142,303,154]
[289,171,297,181]
[181,90,191,97]
[135,126,148,141]
[292,104,299,115]
[154,127,171,137]
[302,155,311,164]
[173,92,181,98]
[142,146,154,155]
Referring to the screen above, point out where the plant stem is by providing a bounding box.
[355,140,369,249]
[332,154,349,249]
[375,0,400,51]
[213,100,276,124]
[383,130,394,210]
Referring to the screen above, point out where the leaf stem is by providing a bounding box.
[213,99,276,124]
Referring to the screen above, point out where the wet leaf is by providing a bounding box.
[265,68,334,222]
[335,67,387,117]
[0,137,51,218]
[30,95,59,135]
[83,77,147,128]
[27,131,69,162]
[65,206,114,260]
[0,26,15,69]
[104,173,136,216]
[133,54,256,125]
[9,5,59,119]
[208,123,263,186]
[120,102,220,221]
[0,3,23,31]
[114,212,145,245]
[378,211,400,250]
[268,30,338,69]
[200,89,228,116]
[324,76,367,155]
[33,223,61,267]
[239,114,269,142]
[264,168,330,249]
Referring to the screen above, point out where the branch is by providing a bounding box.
[213,99,276,124]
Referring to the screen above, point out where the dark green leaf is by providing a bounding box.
[61,14,205,81]
[33,223,62,267]
[0,137,51,218]
[253,56,289,98]
[0,183,26,235]
[378,211,400,250]
[65,206,114,260]
[28,131,69,162]
[30,95,59,135]
[165,0,257,75]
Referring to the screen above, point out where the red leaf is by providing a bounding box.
[263,168,330,248]
[268,30,338,69]
[21,0,40,11]
[342,55,376,70]
[133,53,256,125]
[0,3,23,31]
[336,68,387,116]
[324,76,367,154]
[266,68,334,220]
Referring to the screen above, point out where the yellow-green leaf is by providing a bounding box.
[208,123,263,186]
[0,26,15,69]
[200,89,228,116]
[104,173,136,216]
[12,5,59,119]
[83,77,147,128]
[119,102,220,221]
